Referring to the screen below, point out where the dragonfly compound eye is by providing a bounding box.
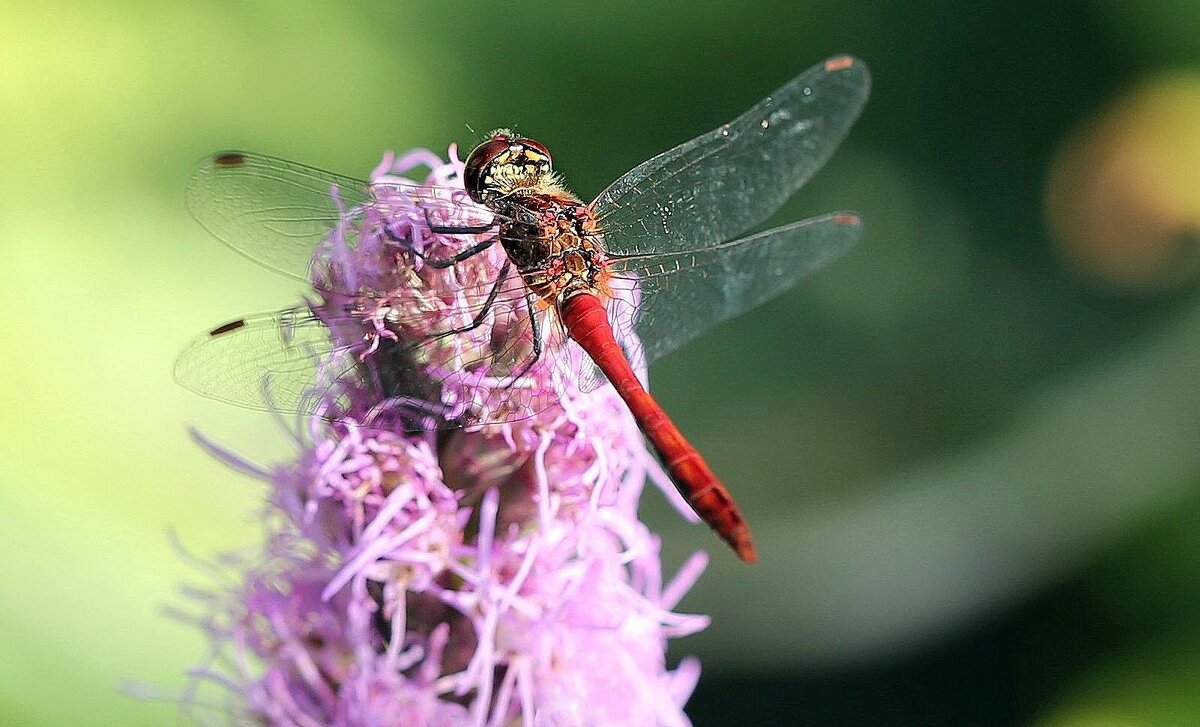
[465,133,554,204]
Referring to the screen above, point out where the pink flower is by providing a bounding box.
[180,146,711,726]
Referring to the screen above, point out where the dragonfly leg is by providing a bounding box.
[428,261,512,340]
[423,207,496,236]
[383,223,499,269]
[505,289,543,382]
[422,236,499,269]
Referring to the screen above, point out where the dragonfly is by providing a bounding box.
[176,55,871,563]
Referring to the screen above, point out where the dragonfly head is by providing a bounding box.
[464,130,555,205]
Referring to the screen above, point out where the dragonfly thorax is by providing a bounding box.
[465,131,609,305]
[497,192,610,306]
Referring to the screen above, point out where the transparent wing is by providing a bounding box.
[174,308,351,415]
[592,55,869,255]
[604,212,862,371]
[174,285,571,430]
[186,152,497,292]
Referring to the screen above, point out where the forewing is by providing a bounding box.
[593,55,869,255]
[186,152,495,291]
[605,212,862,370]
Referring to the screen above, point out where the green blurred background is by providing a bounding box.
[3,2,1199,725]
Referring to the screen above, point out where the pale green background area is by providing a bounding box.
[2,2,1199,726]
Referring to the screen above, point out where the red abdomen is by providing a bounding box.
[560,293,757,563]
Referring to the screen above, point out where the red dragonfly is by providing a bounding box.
[176,55,870,563]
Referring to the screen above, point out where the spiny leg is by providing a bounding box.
[358,261,510,427]
[427,260,512,341]
[506,288,544,384]
[422,236,498,269]
[423,206,497,236]
[384,219,499,269]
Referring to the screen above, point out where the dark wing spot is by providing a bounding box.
[209,319,248,336]
[824,55,855,72]
[213,152,247,167]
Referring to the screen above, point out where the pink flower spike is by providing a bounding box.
[177,145,713,726]
[661,551,710,611]
[188,428,271,480]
